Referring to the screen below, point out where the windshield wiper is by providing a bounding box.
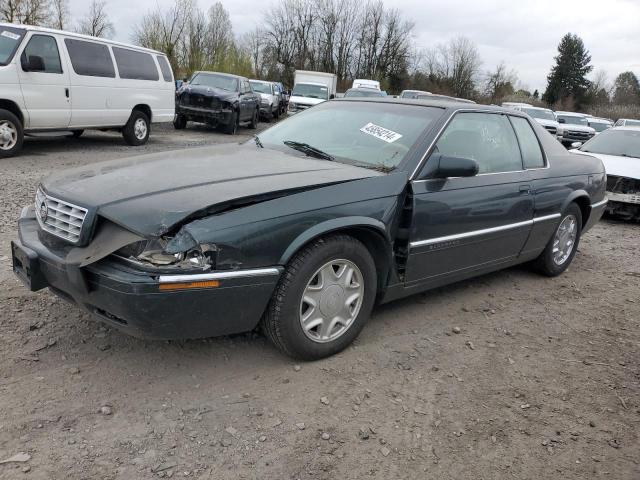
[283,140,334,161]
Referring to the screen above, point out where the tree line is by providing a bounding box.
[2,0,639,115]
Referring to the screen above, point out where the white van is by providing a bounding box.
[0,23,175,158]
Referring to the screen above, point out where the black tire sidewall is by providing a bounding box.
[269,236,377,360]
[249,108,258,129]
[224,111,238,135]
[537,203,582,276]
[0,110,24,158]
[123,111,150,146]
[173,114,186,130]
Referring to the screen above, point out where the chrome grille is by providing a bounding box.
[35,188,87,243]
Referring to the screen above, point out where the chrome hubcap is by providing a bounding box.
[134,118,147,139]
[0,120,18,150]
[552,214,577,265]
[299,259,364,343]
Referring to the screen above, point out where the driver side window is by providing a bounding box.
[21,34,62,74]
[435,112,522,174]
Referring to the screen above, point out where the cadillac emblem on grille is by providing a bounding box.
[39,201,48,223]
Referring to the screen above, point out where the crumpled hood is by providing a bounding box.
[42,144,382,237]
[178,84,238,103]
[571,150,640,179]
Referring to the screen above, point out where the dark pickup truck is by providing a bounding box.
[174,71,260,134]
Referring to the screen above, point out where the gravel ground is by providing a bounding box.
[0,124,638,479]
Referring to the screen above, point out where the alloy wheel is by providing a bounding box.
[0,120,18,150]
[134,118,148,140]
[552,214,577,265]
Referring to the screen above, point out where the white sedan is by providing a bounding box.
[571,126,640,220]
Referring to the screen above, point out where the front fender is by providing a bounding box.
[278,216,389,265]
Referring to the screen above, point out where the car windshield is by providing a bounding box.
[250,81,271,94]
[256,101,442,171]
[589,122,611,132]
[292,83,329,99]
[624,119,640,126]
[0,27,25,66]
[190,73,238,91]
[579,129,640,158]
[344,89,384,98]
[401,91,426,99]
[557,115,588,126]
[522,108,556,121]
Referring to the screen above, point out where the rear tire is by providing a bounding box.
[122,110,150,146]
[224,110,238,135]
[173,114,187,130]
[262,235,377,360]
[532,203,582,277]
[0,109,23,158]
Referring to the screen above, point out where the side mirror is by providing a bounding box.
[22,54,45,72]
[420,153,479,179]
[558,118,566,124]
[571,142,583,149]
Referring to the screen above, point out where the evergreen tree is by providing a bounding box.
[612,71,640,105]
[542,33,592,108]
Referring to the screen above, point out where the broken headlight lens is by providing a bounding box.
[115,238,216,271]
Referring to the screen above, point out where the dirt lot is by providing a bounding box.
[0,124,638,479]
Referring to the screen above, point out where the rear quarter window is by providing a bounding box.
[510,116,545,169]
[64,38,115,78]
[112,47,159,81]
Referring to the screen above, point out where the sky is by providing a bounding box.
[68,0,640,93]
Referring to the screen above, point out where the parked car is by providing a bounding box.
[0,22,175,158]
[273,82,289,114]
[501,102,532,109]
[587,117,613,134]
[12,99,606,360]
[400,89,431,99]
[555,111,596,146]
[571,127,640,220]
[174,71,259,135]
[613,118,640,127]
[343,88,386,98]
[249,79,280,120]
[352,79,380,90]
[288,70,337,115]
[510,105,561,137]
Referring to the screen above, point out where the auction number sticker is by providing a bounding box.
[1,31,20,40]
[360,123,403,143]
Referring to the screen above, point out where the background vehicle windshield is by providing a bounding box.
[292,83,328,99]
[257,101,442,171]
[624,119,640,126]
[579,129,640,158]
[344,89,385,98]
[589,122,611,132]
[557,115,588,126]
[522,108,556,121]
[0,27,25,66]
[190,73,238,91]
[250,81,271,94]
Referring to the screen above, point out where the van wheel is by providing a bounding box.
[0,110,23,158]
[173,114,187,130]
[224,111,238,135]
[532,203,582,277]
[123,110,150,146]
[261,235,377,360]
[71,130,84,138]
[249,108,259,129]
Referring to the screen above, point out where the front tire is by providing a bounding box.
[122,110,150,146]
[262,235,377,360]
[224,110,238,135]
[532,203,582,276]
[173,114,187,130]
[0,109,24,158]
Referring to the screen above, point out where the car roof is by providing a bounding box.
[555,111,588,117]
[333,97,513,112]
[0,22,164,55]
[193,71,243,80]
[518,105,552,111]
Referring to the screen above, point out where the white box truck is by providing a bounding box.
[287,70,337,115]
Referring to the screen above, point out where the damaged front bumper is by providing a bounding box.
[12,208,282,340]
[176,104,234,126]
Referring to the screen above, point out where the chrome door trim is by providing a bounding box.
[159,267,281,284]
[532,213,561,223]
[590,198,608,208]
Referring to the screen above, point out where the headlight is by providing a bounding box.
[115,238,216,271]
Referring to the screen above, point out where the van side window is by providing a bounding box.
[510,116,546,169]
[156,55,173,82]
[112,47,159,81]
[22,35,62,74]
[64,38,115,78]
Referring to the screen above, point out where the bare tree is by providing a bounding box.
[1,0,51,25]
[205,1,233,66]
[50,0,69,29]
[484,62,517,101]
[75,0,114,38]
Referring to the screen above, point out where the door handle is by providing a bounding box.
[519,184,532,195]
[65,88,69,98]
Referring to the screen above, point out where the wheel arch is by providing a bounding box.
[562,190,591,229]
[0,99,25,126]
[132,104,152,123]
[278,217,394,294]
